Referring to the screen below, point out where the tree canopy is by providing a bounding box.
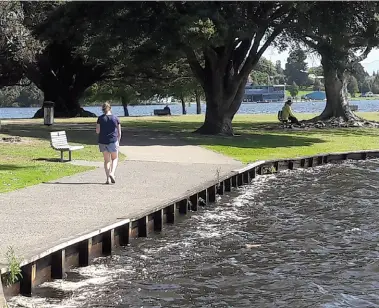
[89,1,297,134]
[1,1,379,131]
[290,1,379,121]
[347,75,359,97]
[284,48,309,87]
[0,2,38,87]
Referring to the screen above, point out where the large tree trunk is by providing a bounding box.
[314,56,360,122]
[32,82,96,118]
[180,94,187,115]
[195,76,247,136]
[121,97,129,116]
[185,36,271,135]
[27,43,105,118]
[43,81,88,117]
[195,90,201,114]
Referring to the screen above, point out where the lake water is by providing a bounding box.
[8,160,379,307]
[1,100,379,119]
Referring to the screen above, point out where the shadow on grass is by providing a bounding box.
[184,132,324,149]
[34,158,62,163]
[312,128,379,137]
[0,164,33,171]
[3,122,98,146]
[3,119,377,151]
[278,127,379,138]
[1,121,324,149]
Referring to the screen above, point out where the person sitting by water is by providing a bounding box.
[281,99,301,125]
[163,105,171,115]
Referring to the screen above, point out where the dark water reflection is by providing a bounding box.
[9,160,379,308]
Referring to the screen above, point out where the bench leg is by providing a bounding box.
[60,151,64,162]
[69,151,72,161]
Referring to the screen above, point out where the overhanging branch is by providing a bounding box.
[233,37,255,74]
[183,46,205,87]
[203,46,218,70]
[105,71,194,82]
[353,45,373,63]
[247,30,264,64]
[220,33,238,71]
[302,37,319,50]
[266,3,293,24]
[236,28,276,84]
[237,8,296,83]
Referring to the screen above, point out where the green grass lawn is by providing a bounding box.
[204,126,379,163]
[120,112,379,164]
[0,137,94,193]
[0,123,125,193]
[1,112,379,192]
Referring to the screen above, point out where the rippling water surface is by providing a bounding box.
[9,160,379,308]
[1,100,379,119]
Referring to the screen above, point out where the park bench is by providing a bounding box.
[153,109,171,116]
[50,131,84,162]
[277,110,290,128]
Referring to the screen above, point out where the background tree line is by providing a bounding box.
[1,47,374,108]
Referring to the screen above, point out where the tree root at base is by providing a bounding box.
[32,107,97,118]
[301,116,379,128]
[193,125,235,136]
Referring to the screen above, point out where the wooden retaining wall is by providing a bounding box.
[1,149,379,301]
[0,282,5,308]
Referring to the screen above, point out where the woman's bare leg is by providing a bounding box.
[103,151,111,183]
[110,151,119,181]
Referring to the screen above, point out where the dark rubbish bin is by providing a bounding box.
[43,101,54,126]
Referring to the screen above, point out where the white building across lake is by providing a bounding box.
[243,84,285,103]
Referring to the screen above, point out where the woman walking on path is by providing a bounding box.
[96,102,122,184]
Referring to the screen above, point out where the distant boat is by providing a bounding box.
[302,91,326,101]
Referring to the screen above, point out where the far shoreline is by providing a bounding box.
[1,97,379,109]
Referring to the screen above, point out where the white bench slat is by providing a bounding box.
[52,140,68,144]
[53,143,69,146]
[51,132,67,138]
[52,136,68,141]
[51,137,68,142]
[51,135,69,147]
[52,139,68,143]
[52,143,70,149]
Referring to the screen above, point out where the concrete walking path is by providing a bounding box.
[121,130,242,164]
[0,129,243,268]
